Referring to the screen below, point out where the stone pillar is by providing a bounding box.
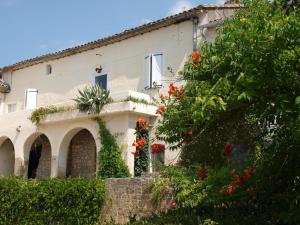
[14,157,25,176]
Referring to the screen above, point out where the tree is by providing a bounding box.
[154,0,300,223]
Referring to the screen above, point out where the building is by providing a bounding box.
[0,3,241,178]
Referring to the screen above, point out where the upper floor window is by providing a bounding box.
[46,64,52,75]
[25,88,38,110]
[7,103,17,113]
[145,53,163,89]
[95,74,107,90]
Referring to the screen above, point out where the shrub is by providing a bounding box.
[96,118,130,178]
[29,105,65,124]
[0,176,105,225]
[74,85,112,114]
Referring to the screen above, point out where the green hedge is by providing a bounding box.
[0,176,105,225]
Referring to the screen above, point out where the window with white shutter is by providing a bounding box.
[151,53,163,87]
[25,88,38,110]
[144,53,163,89]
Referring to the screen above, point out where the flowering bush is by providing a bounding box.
[133,118,150,176]
[146,0,300,224]
[151,143,165,154]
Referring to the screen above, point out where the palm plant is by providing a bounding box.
[73,85,112,114]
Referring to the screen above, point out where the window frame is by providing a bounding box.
[46,64,52,75]
[94,73,109,90]
[25,88,38,110]
[144,52,164,90]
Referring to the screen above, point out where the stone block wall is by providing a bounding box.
[101,174,173,224]
[36,136,51,179]
[67,129,96,178]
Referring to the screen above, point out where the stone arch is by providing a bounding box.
[0,136,15,176]
[58,127,97,178]
[24,133,52,179]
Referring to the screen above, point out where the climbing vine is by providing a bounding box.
[96,118,130,178]
[132,118,150,176]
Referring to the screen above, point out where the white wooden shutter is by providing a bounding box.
[144,55,151,89]
[151,53,163,87]
[25,89,38,110]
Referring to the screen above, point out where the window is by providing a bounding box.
[46,65,52,75]
[144,53,163,89]
[95,74,107,90]
[25,88,38,110]
[0,98,2,113]
[7,103,17,113]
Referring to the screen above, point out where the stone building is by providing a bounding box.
[0,3,241,178]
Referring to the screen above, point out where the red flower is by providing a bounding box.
[186,130,193,137]
[170,200,177,208]
[223,143,233,156]
[191,51,200,62]
[198,167,208,180]
[159,94,165,100]
[151,143,165,154]
[156,105,166,114]
[132,139,147,147]
[132,140,138,147]
[243,167,254,180]
[234,176,244,186]
[137,118,146,127]
[226,184,236,195]
[168,83,176,96]
[131,150,141,155]
[177,87,184,96]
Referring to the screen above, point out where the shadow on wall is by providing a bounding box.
[0,137,15,176]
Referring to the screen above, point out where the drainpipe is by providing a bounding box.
[192,17,199,51]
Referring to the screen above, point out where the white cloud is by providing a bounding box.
[139,18,153,26]
[168,0,192,16]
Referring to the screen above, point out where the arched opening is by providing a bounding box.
[0,137,15,176]
[27,134,51,179]
[66,129,96,178]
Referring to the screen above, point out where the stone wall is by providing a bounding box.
[36,136,51,179]
[101,174,172,224]
[67,129,96,178]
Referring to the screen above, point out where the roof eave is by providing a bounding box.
[0,4,243,73]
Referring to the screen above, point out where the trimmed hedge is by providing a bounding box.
[0,176,105,225]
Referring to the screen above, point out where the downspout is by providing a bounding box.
[192,17,199,51]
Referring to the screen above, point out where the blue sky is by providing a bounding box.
[0,0,223,67]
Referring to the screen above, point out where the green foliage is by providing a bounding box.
[153,0,300,224]
[96,118,130,178]
[74,85,112,114]
[29,105,65,124]
[0,176,105,225]
[123,96,150,105]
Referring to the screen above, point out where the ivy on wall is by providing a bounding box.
[96,118,130,178]
[133,118,150,177]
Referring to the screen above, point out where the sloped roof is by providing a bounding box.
[0,4,242,73]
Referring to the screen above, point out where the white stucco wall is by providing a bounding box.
[1,20,193,111]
